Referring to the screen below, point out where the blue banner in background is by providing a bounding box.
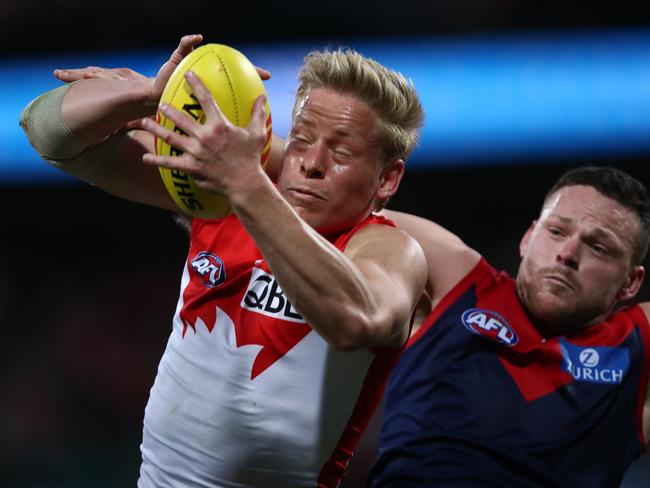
[4,29,650,183]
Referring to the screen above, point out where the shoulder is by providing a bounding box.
[638,302,650,320]
[632,303,650,332]
[345,223,425,264]
[626,303,650,358]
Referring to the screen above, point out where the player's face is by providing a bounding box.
[278,88,401,235]
[517,185,644,333]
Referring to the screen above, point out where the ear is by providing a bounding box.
[519,220,537,258]
[617,265,645,301]
[377,159,404,204]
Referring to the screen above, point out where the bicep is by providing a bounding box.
[345,226,428,346]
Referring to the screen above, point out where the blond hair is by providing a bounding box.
[293,48,424,164]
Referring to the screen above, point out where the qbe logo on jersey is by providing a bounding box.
[461,308,518,346]
[560,339,630,384]
[241,267,305,323]
[191,251,226,287]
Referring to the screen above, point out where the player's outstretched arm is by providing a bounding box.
[19,34,203,212]
[380,210,481,316]
[232,194,428,350]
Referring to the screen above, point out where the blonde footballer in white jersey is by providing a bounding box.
[20,35,428,487]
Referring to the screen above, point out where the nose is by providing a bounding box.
[300,144,326,179]
[556,236,580,270]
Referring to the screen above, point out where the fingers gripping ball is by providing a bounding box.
[156,44,273,219]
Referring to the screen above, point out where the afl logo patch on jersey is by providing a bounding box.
[461,308,518,346]
[560,339,630,384]
[190,251,227,288]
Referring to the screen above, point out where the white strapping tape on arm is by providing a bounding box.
[19,83,126,185]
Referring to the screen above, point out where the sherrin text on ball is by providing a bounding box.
[156,43,272,219]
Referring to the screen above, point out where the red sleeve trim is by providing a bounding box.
[628,305,650,451]
[331,214,395,251]
[407,257,490,347]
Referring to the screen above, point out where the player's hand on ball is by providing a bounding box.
[152,34,205,103]
[53,66,156,131]
[54,35,204,104]
[153,35,271,95]
[143,41,272,218]
[142,70,268,197]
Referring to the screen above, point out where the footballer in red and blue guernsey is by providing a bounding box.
[371,166,650,487]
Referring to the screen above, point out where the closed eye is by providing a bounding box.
[591,243,609,255]
[293,134,309,143]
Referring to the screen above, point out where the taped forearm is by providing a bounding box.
[19,83,119,183]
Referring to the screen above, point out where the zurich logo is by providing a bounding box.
[190,251,226,288]
[560,339,629,384]
[461,308,518,346]
[579,348,599,367]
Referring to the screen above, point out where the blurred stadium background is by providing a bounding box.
[2,1,650,486]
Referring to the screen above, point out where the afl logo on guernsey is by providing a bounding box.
[190,251,226,288]
[461,308,518,346]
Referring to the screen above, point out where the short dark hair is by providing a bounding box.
[544,166,650,265]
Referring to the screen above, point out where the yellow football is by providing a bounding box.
[156,43,272,219]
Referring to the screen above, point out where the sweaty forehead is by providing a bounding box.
[294,88,380,135]
[542,185,639,244]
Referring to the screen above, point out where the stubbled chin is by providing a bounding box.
[520,289,605,334]
[529,293,573,317]
[519,279,573,326]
